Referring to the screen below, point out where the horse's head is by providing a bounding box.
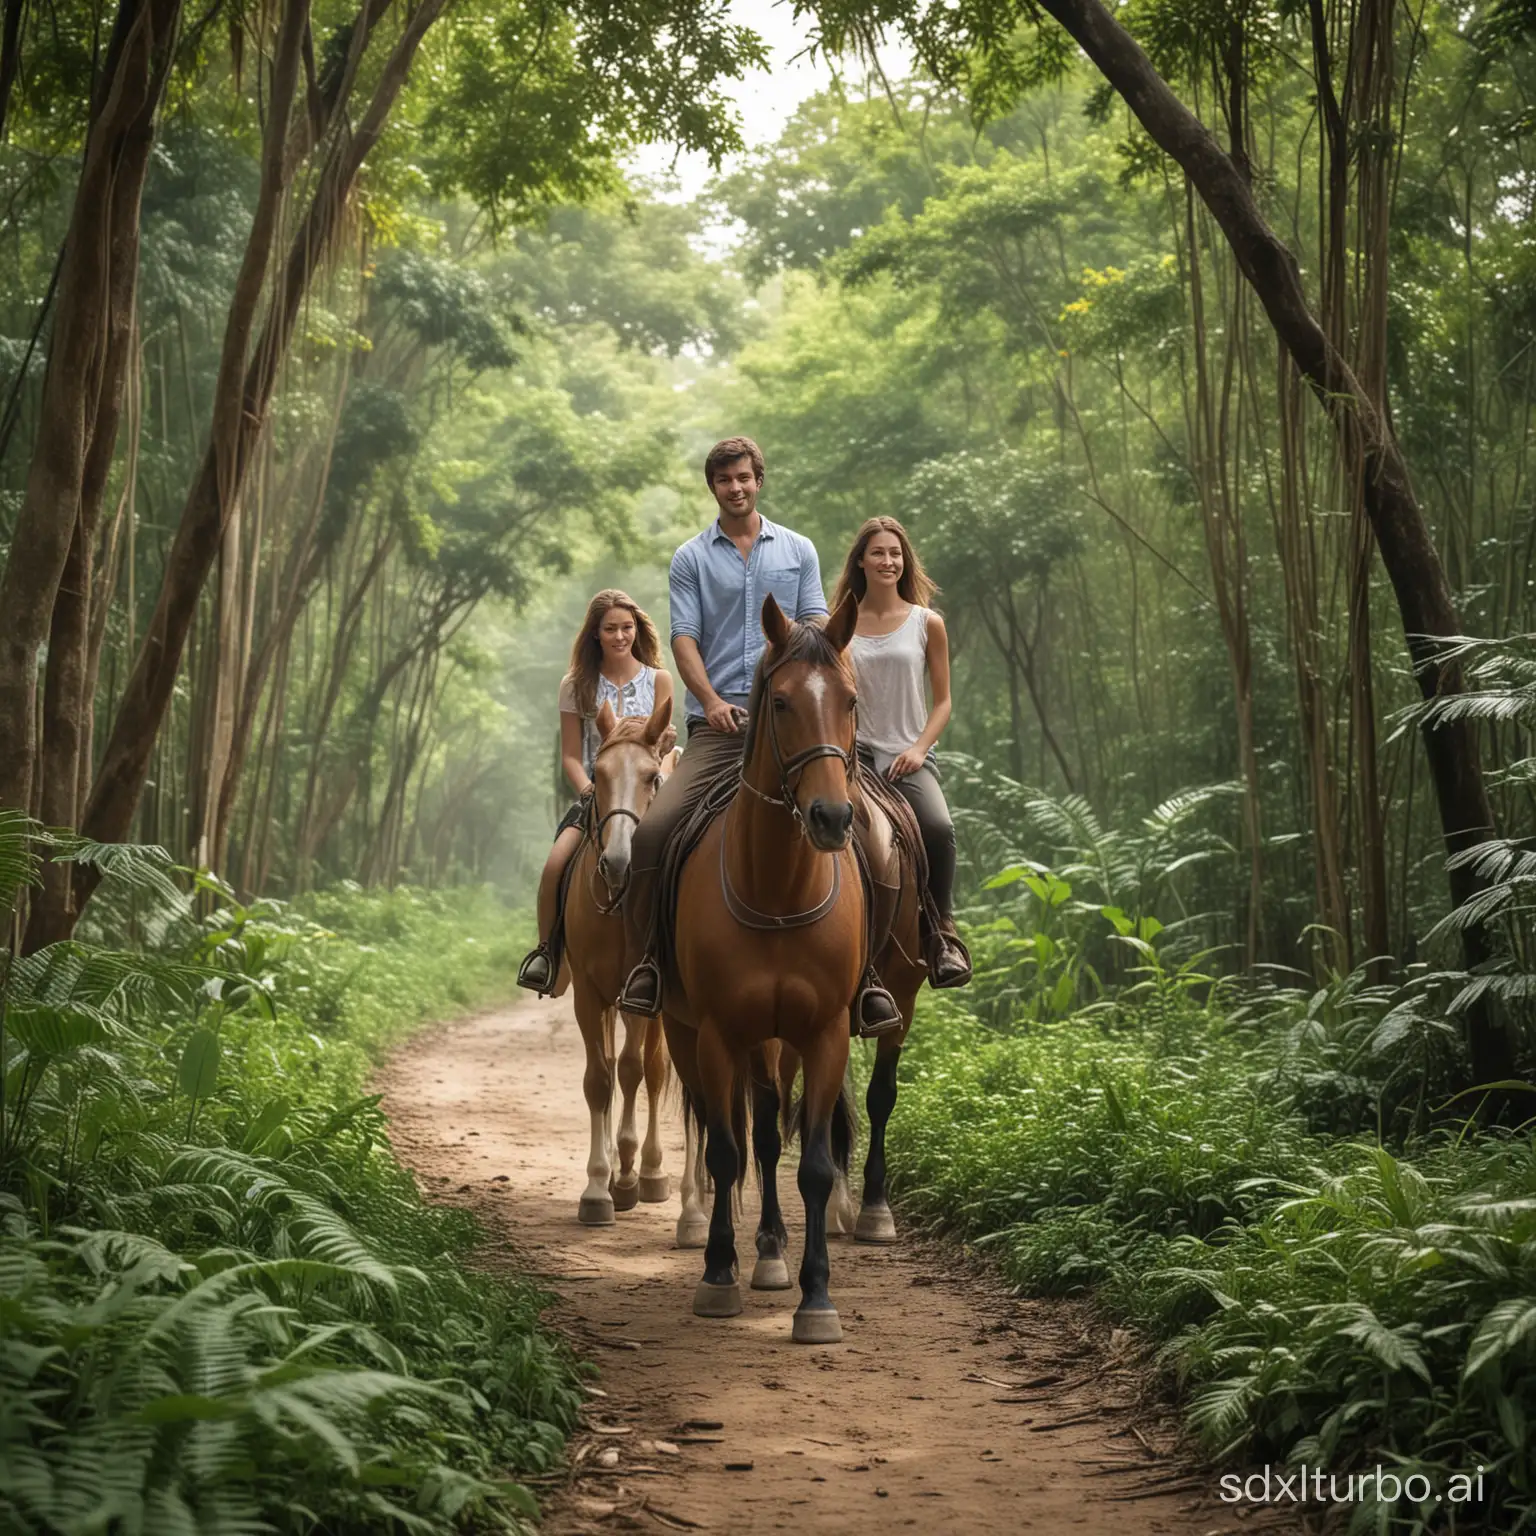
[591,692,674,897]
[753,590,860,852]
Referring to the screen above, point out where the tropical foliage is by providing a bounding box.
[1,817,576,1533]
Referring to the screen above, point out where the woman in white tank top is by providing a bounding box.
[832,518,970,988]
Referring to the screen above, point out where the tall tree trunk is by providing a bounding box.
[0,0,25,144]
[1033,0,1511,1084]
[76,0,451,916]
[0,0,181,821]
[211,354,352,865]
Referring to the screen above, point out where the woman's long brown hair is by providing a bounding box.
[829,517,938,612]
[564,589,663,716]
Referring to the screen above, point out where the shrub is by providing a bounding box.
[1,821,577,1534]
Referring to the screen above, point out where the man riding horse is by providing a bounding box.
[616,436,969,1035]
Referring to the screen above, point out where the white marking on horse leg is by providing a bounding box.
[827,1166,858,1236]
[614,1012,644,1188]
[675,1111,709,1248]
[576,991,615,1225]
[640,1064,666,1179]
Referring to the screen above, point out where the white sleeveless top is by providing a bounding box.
[848,606,931,774]
[558,665,658,780]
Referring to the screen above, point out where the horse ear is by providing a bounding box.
[657,722,678,757]
[642,691,671,746]
[761,592,791,650]
[595,699,617,740]
[822,589,860,652]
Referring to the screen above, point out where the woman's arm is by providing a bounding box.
[560,711,590,797]
[655,668,675,714]
[888,613,953,778]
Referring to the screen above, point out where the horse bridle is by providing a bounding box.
[583,741,659,915]
[723,650,857,931]
[736,651,857,837]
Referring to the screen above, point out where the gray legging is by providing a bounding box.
[885,763,957,920]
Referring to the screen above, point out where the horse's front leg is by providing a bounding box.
[638,1015,670,1203]
[793,1027,850,1343]
[856,1035,901,1243]
[612,1009,646,1211]
[692,1022,742,1318]
[574,985,615,1226]
[749,1051,791,1290]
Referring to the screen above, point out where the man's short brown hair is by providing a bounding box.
[704,436,765,486]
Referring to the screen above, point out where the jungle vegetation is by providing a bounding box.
[3,0,1536,1526]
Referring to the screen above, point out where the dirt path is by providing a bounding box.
[377,998,1288,1536]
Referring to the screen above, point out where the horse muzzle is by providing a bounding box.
[805,797,854,851]
[597,847,631,896]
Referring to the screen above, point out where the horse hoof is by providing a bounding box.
[750,1255,792,1290]
[638,1173,671,1203]
[693,1280,743,1318]
[675,1213,709,1249]
[855,1203,898,1244]
[611,1178,639,1213]
[578,1195,616,1227]
[792,1306,842,1344]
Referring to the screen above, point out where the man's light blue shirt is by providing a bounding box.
[669,515,828,720]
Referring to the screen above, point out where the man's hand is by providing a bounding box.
[887,747,926,779]
[703,697,742,733]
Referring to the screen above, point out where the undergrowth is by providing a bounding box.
[887,995,1536,1531]
[1,823,579,1535]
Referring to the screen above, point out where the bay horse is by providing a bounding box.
[562,694,676,1226]
[655,591,867,1344]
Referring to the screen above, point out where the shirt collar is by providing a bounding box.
[710,513,776,544]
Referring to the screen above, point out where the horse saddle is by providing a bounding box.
[652,756,937,991]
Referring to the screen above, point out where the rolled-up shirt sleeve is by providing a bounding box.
[670,543,702,642]
[797,536,829,619]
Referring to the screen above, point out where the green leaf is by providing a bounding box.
[1464,1298,1536,1379]
[178,1028,223,1101]
[983,864,1033,889]
[3,1003,110,1055]
[1100,905,1133,936]
[243,1096,292,1152]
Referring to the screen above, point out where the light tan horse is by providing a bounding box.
[655,592,867,1343]
[563,694,676,1226]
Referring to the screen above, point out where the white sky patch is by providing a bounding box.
[624,0,911,205]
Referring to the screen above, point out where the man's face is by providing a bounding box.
[710,457,760,521]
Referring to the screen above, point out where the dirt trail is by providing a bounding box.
[377,998,1287,1536]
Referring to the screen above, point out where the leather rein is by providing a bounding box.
[722,650,856,933]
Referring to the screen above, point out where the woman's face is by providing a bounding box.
[598,606,637,662]
[860,532,905,591]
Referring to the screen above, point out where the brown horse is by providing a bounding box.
[656,591,866,1344]
[563,694,676,1226]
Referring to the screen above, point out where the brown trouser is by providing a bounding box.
[623,721,748,971]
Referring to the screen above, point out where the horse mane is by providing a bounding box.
[740,616,854,763]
